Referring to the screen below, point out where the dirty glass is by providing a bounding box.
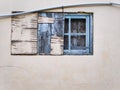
[71,19,86,33]
[71,36,86,50]
[64,19,69,33]
[64,35,68,50]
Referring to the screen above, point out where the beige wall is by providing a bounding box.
[0,0,120,90]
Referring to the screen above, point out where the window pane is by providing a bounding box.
[71,36,86,50]
[64,35,68,50]
[64,19,69,33]
[77,36,86,47]
[71,19,86,33]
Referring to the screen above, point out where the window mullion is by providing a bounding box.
[68,18,71,53]
[86,16,90,53]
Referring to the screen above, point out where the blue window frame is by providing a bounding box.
[64,14,93,55]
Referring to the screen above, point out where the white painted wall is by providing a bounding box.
[0,0,120,90]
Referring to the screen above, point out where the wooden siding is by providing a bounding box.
[11,13,38,55]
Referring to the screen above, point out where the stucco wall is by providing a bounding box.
[0,0,120,90]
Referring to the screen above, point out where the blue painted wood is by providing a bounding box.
[64,33,86,35]
[54,13,64,36]
[86,15,90,53]
[89,14,93,55]
[68,18,71,53]
[38,13,51,55]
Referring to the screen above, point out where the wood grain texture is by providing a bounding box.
[12,28,37,41]
[11,42,37,55]
[37,12,52,55]
[51,35,63,55]
[38,16,54,24]
[38,13,64,55]
[11,13,38,55]
[50,13,64,55]
[54,13,64,36]
[38,24,51,54]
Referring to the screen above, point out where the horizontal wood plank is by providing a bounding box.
[12,28,37,41]
[38,16,54,23]
[11,42,37,54]
[51,35,63,55]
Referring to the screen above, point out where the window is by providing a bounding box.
[11,12,93,55]
[64,14,93,55]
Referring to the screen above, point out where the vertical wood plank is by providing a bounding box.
[54,13,64,36]
[38,13,51,55]
[51,35,63,55]
[50,13,64,55]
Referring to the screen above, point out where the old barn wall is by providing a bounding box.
[0,0,120,90]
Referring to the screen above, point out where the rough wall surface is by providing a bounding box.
[0,0,120,90]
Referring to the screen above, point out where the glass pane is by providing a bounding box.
[71,36,86,50]
[71,19,86,33]
[77,36,86,47]
[64,35,68,50]
[64,19,69,33]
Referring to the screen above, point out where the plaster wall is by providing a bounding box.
[0,0,120,90]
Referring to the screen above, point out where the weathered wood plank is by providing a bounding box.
[22,13,38,28]
[50,13,64,55]
[12,28,37,41]
[38,13,53,55]
[51,35,63,55]
[11,42,37,54]
[38,16,54,24]
[53,13,64,36]
[11,13,38,55]
[38,23,51,55]
[11,13,38,41]
[39,12,52,18]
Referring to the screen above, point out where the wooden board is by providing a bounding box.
[11,28,37,41]
[11,42,37,55]
[38,24,51,55]
[38,16,54,23]
[22,13,38,28]
[51,36,63,55]
[50,13,64,55]
[11,13,38,55]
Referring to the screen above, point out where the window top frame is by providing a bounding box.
[64,14,91,19]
